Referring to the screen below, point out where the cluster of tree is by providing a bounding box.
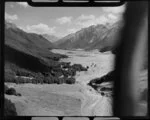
[5,62,87,85]
[43,76,75,84]
[100,87,113,92]
[5,71,76,84]
[71,64,88,71]
[88,71,114,90]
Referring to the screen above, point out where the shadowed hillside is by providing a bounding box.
[5,21,67,73]
[5,22,66,61]
[5,45,54,72]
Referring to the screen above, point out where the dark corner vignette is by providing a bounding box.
[1,0,149,120]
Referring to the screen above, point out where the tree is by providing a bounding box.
[5,88,17,95]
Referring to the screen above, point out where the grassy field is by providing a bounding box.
[5,83,83,116]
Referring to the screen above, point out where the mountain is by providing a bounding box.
[42,34,59,43]
[5,21,67,74]
[87,21,123,52]
[5,21,18,29]
[55,24,108,49]
[55,21,123,52]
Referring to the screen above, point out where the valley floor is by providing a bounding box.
[5,83,113,116]
[5,49,147,116]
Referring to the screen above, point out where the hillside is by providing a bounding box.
[55,21,123,52]
[5,21,67,75]
[5,22,64,60]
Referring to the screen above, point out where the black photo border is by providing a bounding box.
[0,0,149,120]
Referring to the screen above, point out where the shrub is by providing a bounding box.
[4,98,17,116]
[71,64,87,71]
[16,93,22,96]
[66,77,75,84]
[53,77,59,84]
[53,57,59,61]
[44,76,54,84]
[62,70,69,77]
[100,87,113,91]
[35,72,44,84]
[42,72,50,77]
[5,86,22,96]
[101,92,105,96]
[5,88,17,96]
[58,78,65,84]
[61,62,71,69]
[32,78,37,84]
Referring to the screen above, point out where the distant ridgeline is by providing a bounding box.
[5,21,88,84]
[55,21,124,53]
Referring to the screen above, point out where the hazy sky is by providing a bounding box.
[5,2,125,37]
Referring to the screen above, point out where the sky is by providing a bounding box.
[5,2,126,37]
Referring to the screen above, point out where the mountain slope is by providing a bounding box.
[55,24,108,49]
[5,21,67,73]
[55,21,123,52]
[42,34,59,43]
[86,22,123,52]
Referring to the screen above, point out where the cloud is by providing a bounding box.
[107,13,118,20]
[75,13,122,28]
[76,14,96,27]
[75,14,106,27]
[67,28,79,34]
[73,5,125,28]
[77,14,95,21]
[57,28,79,37]
[56,16,72,24]
[17,2,29,8]
[102,5,126,14]
[5,13,18,21]
[25,23,56,35]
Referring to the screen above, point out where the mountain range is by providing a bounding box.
[55,21,123,52]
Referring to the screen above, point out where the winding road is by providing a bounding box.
[79,82,113,116]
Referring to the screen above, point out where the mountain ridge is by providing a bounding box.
[55,21,124,52]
